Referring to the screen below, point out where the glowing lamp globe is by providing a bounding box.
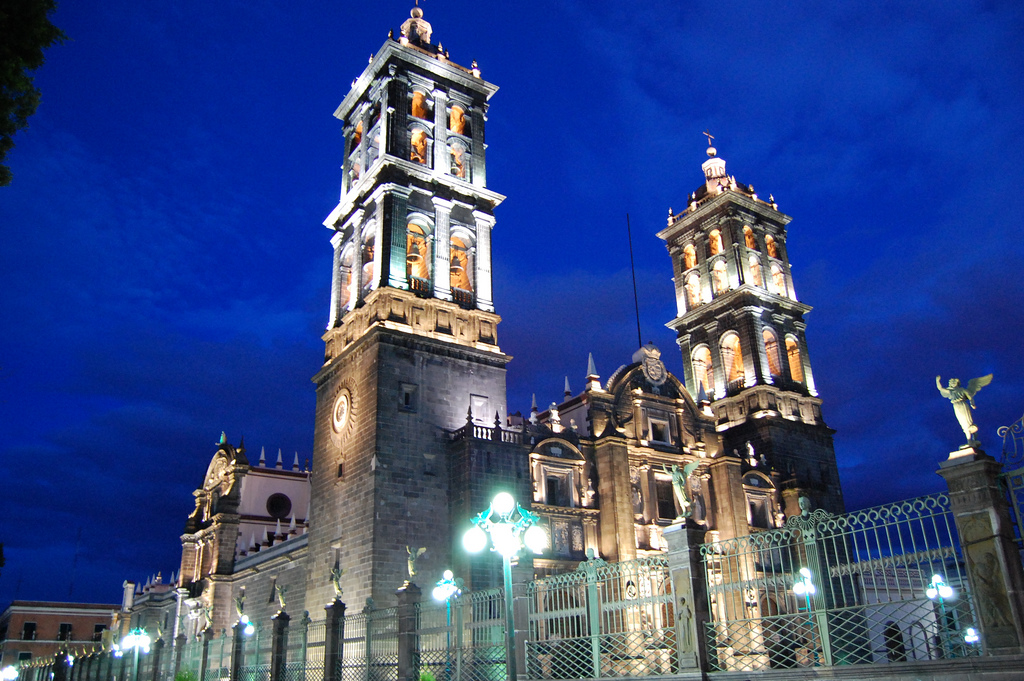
[432,586,444,601]
[463,526,488,553]
[1,666,18,681]
[490,522,518,557]
[524,525,547,554]
[492,492,515,517]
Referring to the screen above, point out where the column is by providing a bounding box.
[269,610,290,681]
[472,211,495,312]
[432,198,453,301]
[432,88,448,172]
[199,628,213,681]
[328,232,344,329]
[938,451,1024,654]
[395,583,421,681]
[469,104,486,187]
[663,523,709,671]
[323,599,347,681]
[511,563,531,681]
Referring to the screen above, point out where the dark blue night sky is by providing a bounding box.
[1,0,1022,606]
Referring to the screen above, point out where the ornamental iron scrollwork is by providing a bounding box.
[998,412,1024,468]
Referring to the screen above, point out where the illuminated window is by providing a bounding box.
[721,333,744,384]
[685,272,701,308]
[786,337,804,383]
[748,255,763,287]
[762,329,781,377]
[691,346,713,395]
[361,234,375,292]
[352,120,363,148]
[449,105,466,135]
[450,235,474,294]
[770,263,786,296]
[339,247,354,311]
[683,244,697,270]
[712,259,728,295]
[410,129,430,165]
[709,229,723,256]
[406,222,432,288]
[765,234,778,258]
[411,91,431,120]
[58,623,72,641]
[743,225,756,249]
[449,140,468,179]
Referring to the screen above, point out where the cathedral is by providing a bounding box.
[125,6,844,637]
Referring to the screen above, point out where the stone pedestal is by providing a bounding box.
[270,611,290,681]
[323,598,347,681]
[663,522,709,672]
[938,450,1024,655]
[396,582,421,681]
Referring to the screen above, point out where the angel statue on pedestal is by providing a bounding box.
[936,374,993,446]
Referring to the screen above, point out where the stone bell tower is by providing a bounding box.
[658,141,843,515]
[305,6,510,609]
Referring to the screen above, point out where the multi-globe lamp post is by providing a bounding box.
[792,567,818,665]
[120,629,152,681]
[1,665,19,681]
[433,570,462,681]
[926,574,955,657]
[463,493,546,681]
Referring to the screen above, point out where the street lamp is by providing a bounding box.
[926,574,955,658]
[1,665,19,681]
[433,570,462,681]
[792,567,818,665]
[121,629,151,681]
[463,493,546,681]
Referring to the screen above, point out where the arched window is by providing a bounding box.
[361,233,375,293]
[743,225,756,249]
[712,260,728,295]
[786,337,804,383]
[748,255,763,287]
[684,272,701,308]
[411,91,431,120]
[683,244,697,270]
[762,329,781,377]
[720,333,744,384]
[340,246,355,311]
[449,105,466,135]
[449,140,468,179]
[410,129,430,165]
[709,229,723,256]
[352,120,363,148]
[406,222,432,289]
[691,346,713,395]
[770,263,786,296]
[450,234,474,294]
[765,234,778,258]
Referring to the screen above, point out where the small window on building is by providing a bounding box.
[762,329,781,377]
[656,479,676,520]
[765,235,778,258]
[21,623,36,641]
[266,493,292,520]
[410,91,431,120]
[649,417,671,444]
[545,475,570,507]
[748,255,762,287]
[449,105,466,135]
[712,260,728,295]
[93,624,106,642]
[743,225,756,249]
[410,129,430,165]
[682,244,697,270]
[691,346,713,396]
[786,337,804,383]
[58,623,72,641]
[400,383,418,411]
[709,229,723,256]
[18,652,32,662]
[748,496,771,528]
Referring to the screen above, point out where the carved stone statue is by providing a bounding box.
[234,589,245,618]
[936,374,993,445]
[664,462,701,520]
[275,584,287,611]
[330,567,344,597]
[406,546,426,578]
[798,496,812,516]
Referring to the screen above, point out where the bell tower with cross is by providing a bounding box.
[657,138,844,515]
[306,6,515,608]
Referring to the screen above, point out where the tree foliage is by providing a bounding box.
[0,0,66,186]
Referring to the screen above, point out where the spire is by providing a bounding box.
[564,376,572,399]
[259,447,266,467]
[275,449,283,469]
[218,431,227,445]
[275,518,283,538]
[701,134,727,191]
[586,353,602,391]
[288,515,297,534]
[530,394,539,424]
[292,452,300,471]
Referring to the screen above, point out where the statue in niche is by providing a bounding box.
[664,462,701,520]
[406,546,426,578]
[936,374,993,445]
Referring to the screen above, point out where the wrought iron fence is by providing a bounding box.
[701,493,979,673]
[415,586,505,681]
[525,555,676,679]
[336,606,399,681]
[998,412,1024,552]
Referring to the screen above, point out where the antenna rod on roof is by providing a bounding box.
[626,213,643,349]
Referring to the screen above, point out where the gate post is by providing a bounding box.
[581,555,602,679]
[199,628,213,681]
[149,639,164,681]
[230,621,245,681]
[270,610,290,681]
[511,563,532,681]
[663,522,708,671]
[798,516,834,666]
[939,449,1024,654]
[396,582,421,681]
[172,635,186,679]
[323,598,347,681]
